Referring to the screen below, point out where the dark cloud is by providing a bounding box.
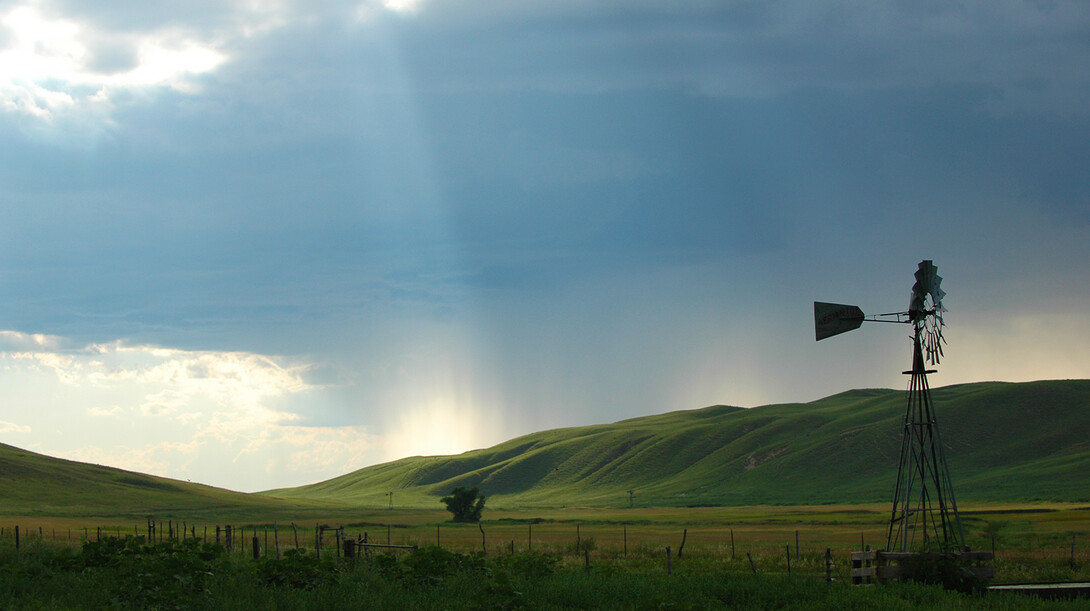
[0,0,1088,403]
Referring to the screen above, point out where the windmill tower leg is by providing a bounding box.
[885,327,965,552]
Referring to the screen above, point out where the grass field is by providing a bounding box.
[1,379,1088,606]
[3,503,1087,585]
[1,504,1087,609]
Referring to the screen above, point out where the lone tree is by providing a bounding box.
[441,486,486,523]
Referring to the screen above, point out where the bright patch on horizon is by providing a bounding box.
[0,330,372,491]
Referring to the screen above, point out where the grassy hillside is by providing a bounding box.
[268,380,1090,508]
[0,443,347,520]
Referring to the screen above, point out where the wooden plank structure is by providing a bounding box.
[988,583,1090,600]
[851,550,994,585]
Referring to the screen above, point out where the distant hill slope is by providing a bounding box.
[268,380,1090,508]
[0,443,341,519]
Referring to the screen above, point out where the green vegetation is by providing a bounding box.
[271,380,1090,508]
[0,380,1086,607]
[441,486,486,522]
[1,535,1085,610]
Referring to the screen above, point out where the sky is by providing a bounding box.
[1,0,1089,493]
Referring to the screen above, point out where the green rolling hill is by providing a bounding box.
[267,380,1090,508]
[0,380,1086,517]
[0,443,346,520]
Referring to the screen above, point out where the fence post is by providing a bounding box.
[14,525,18,551]
[786,544,791,575]
[1072,534,1077,568]
[274,522,280,560]
[678,529,687,559]
[666,546,671,575]
[864,545,872,585]
[747,552,757,575]
[585,548,590,573]
[344,538,355,560]
[623,524,627,557]
[825,547,832,583]
[731,528,736,559]
[795,530,800,560]
[252,534,260,560]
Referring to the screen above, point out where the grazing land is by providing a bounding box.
[1,504,1088,609]
[0,380,1088,607]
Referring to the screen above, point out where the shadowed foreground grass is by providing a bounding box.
[0,537,1083,610]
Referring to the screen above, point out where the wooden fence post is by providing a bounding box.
[623,525,627,557]
[585,548,590,573]
[291,522,299,549]
[825,548,832,583]
[252,534,260,560]
[479,522,486,554]
[864,545,871,585]
[795,530,800,560]
[731,528,736,559]
[1072,534,1077,568]
[747,552,757,575]
[14,525,18,551]
[666,546,671,575]
[786,544,791,575]
[678,529,687,559]
[274,522,280,560]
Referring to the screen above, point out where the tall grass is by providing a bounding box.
[0,536,1085,609]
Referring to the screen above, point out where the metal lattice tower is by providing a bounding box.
[886,321,964,552]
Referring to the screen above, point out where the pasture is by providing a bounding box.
[2,502,1087,607]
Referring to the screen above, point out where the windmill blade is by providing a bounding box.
[814,302,865,341]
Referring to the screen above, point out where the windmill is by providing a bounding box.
[815,260,965,552]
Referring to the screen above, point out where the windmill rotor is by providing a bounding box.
[909,260,946,366]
